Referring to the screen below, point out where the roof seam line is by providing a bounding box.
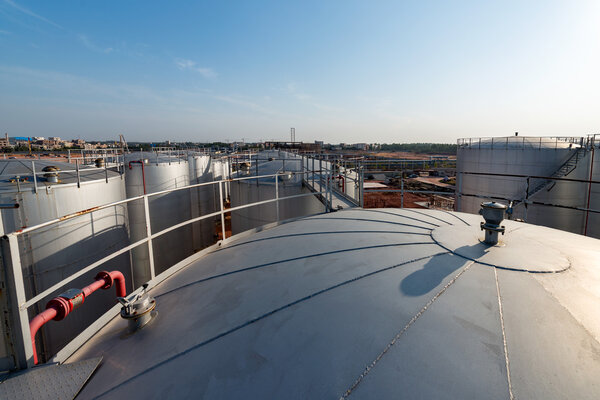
[403,208,455,225]
[361,209,441,227]
[90,252,448,399]
[340,260,475,399]
[494,267,515,400]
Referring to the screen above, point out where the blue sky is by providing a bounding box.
[0,1,598,143]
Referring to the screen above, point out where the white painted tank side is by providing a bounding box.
[125,157,193,285]
[188,155,217,251]
[0,174,130,362]
[457,140,596,237]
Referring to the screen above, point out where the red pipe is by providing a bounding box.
[29,270,127,364]
[128,160,147,194]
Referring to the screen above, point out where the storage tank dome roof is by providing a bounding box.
[69,208,600,399]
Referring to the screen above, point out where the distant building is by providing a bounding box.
[0,133,11,148]
[353,143,368,150]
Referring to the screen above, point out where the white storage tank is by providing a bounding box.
[125,152,194,286]
[0,159,130,363]
[456,136,599,237]
[230,151,323,234]
[188,153,217,251]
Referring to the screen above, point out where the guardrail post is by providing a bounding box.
[219,181,226,240]
[104,157,109,183]
[275,174,280,221]
[75,159,81,188]
[1,234,35,369]
[524,177,530,222]
[143,195,155,279]
[328,162,332,210]
[31,161,37,194]
[360,162,364,208]
[312,157,315,188]
[401,173,404,208]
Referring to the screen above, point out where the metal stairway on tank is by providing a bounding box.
[526,146,587,199]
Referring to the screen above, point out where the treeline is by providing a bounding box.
[379,143,456,154]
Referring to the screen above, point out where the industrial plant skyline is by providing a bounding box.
[1,1,599,143]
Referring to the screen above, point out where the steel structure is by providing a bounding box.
[457,135,600,237]
[0,169,331,373]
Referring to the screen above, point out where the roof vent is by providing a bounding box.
[94,158,105,168]
[479,201,507,245]
[42,166,60,183]
[118,284,156,332]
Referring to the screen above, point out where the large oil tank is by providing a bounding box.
[230,151,323,234]
[456,136,600,238]
[188,153,217,250]
[0,159,130,364]
[125,152,194,286]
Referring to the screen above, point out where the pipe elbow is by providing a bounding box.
[109,270,127,298]
[95,270,127,298]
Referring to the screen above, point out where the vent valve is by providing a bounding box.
[479,201,507,245]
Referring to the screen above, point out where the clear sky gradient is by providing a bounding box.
[0,1,598,143]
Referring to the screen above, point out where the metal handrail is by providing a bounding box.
[2,168,334,369]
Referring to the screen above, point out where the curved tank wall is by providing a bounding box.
[125,153,195,286]
[230,151,323,234]
[0,160,130,363]
[457,137,600,238]
[188,154,217,251]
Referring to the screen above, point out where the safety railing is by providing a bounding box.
[457,136,590,150]
[1,168,334,370]
[300,154,362,207]
[0,157,124,193]
[456,171,600,235]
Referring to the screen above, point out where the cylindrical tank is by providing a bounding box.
[125,152,193,286]
[230,151,322,234]
[188,154,217,251]
[456,136,599,237]
[0,159,130,362]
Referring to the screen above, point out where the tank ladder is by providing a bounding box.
[526,146,587,199]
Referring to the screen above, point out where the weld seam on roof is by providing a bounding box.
[361,209,441,227]
[301,217,434,231]
[156,242,437,298]
[429,235,571,273]
[494,267,515,400]
[340,260,475,399]
[215,231,432,252]
[439,209,471,226]
[94,252,447,399]
[402,208,456,225]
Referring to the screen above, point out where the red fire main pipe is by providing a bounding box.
[29,270,126,364]
[128,160,147,194]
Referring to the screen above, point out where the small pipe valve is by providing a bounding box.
[118,283,156,332]
[479,201,507,245]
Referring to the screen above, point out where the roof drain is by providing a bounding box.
[479,201,507,245]
[118,283,156,332]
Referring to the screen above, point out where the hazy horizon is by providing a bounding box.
[1,1,598,143]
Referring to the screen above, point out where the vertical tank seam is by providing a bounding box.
[494,267,514,400]
[340,260,475,399]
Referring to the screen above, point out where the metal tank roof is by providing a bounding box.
[0,160,121,192]
[67,208,600,399]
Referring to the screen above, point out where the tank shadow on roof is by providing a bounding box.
[400,246,486,296]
